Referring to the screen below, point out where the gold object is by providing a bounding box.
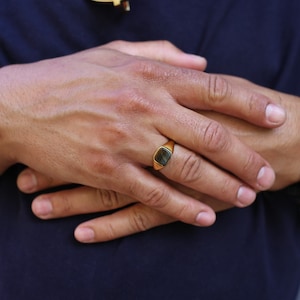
[153,140,175,171]
[91,0,130,11]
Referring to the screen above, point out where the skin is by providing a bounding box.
[0,40,286,230]
[17,75,300,243]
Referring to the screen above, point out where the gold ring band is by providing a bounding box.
[153,140,175,170]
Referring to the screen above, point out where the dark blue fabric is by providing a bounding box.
[0,1,300,299]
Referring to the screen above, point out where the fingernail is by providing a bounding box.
[195,211,216,226]
[257,166,275,190]
[18,170,37,193]
[265,104,286,125]
[75,227,95,243]
[237,186,257,207]
[32,197,53,218]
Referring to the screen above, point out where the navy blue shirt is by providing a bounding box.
[0,1,300,299]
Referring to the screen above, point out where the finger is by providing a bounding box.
[74,203,175,243]
[175,73,286,127]
[220,75,286,108]
[159,144,258,207]
[104,40,207,70]
[17,168,67,193]
[90,46,284,127]
[128,60,286,127]
[31,186,135,219]
[151,168,236,211]
[145,117,275,192]
[108,164,216,226]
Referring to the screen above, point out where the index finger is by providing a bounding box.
[151,66,286,127]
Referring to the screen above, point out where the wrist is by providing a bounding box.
[0,65,24,173]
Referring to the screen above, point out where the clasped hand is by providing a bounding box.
[1,40,287,241]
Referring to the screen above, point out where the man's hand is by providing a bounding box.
[202,75,300,190]
[4,40,285,227]
[17,170,232,242]
[17,75,300,242]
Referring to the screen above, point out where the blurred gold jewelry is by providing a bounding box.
[153,140,175,171]
[91,0,130,11]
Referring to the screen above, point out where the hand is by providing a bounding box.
[201,75,300,190]
[17,75,300,242]
[17,170,232,242]
[3,40,284,227]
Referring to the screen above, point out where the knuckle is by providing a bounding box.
[247,92,277,116]
[172,201,193,222]
[218,177,236,201]
[105,122,130,146]
[177,153,203,184]
[202,121,229,153]
[95,189,120,210]
[208,74,231,105]
[103,223,119,241]
[247,92,263,113]
[106,40,126,48]
[158,40,173,48]
[128,59,159,80]
[86,154,115,177]
[242,151,259,176]
[129,207,150,232]
[142,185,168,209]
[117,87,154,115]
[127,57,176,84]
[157,40,176,52]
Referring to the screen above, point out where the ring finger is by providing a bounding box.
[157,143,257,207]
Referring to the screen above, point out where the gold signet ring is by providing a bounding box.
[153,140,175,171]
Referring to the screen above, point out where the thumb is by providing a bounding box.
[104,40,207,71]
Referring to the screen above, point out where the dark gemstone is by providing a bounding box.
[154,147,172,166]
